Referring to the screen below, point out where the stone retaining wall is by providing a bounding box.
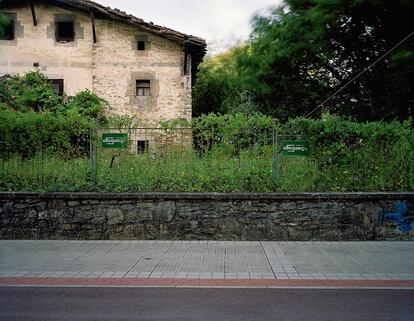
[1,193,413,241]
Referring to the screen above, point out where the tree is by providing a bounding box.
[193,47,248,117]
[195,0,414,122]
[239,0,414,120]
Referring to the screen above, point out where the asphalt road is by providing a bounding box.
[1,287,413,321]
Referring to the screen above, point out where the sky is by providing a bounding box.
[96,0,282,55]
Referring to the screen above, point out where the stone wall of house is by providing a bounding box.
[93,20,192,124]
[0,3,192,125]
[1,193,413,241]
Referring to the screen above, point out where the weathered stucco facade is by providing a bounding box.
[0,0,206,125]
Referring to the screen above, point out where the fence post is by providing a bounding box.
[89,125,98,189]
[272,129,278,185]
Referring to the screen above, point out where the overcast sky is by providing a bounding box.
[96,0,282,55]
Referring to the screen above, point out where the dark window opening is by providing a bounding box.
[137,140,149,154]
[136,80,151,96]
[50,79,64,96]
[0,20,14,40]
[137,41,146,51]
[56,21,74,42]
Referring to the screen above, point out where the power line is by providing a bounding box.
[305,30,414,118]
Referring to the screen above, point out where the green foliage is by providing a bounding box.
[192,113,279,153]
[0,13,8,36]
[66,90,107,119]
[193,47,258,116]
[195,0,414,122]
[100,114,142,128]
[0,71,107,158]
[1,114,413,192]
[285,114,414,191]
[0,109,91,158]
[0,71,106,118]
[0,71,61,113]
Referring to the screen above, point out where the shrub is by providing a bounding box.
[66,90,107,119]
[0,71,106,118]
[192,113,280,153]
[0,71,62,113]
[0,71,107,158]
[0,109,91,158]
[285,114,414,191]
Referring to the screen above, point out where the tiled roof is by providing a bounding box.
[0,0,207,52]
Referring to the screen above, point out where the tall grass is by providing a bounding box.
[1,115,413,193]
[1,142,412,192]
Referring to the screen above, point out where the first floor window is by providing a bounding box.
[136,80,151,96]
[0,18,14,40]
[50,79,64,96]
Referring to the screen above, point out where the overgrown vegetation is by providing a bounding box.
[194,0,414,122]
[1,113,413,192]
[0,71,106,157]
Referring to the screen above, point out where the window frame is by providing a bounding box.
[0,19,15,40]
[137,140,149,154]
[50,79,64,96]
[136,80,151,97]
[137,41,146,51]
[55,21,75,42]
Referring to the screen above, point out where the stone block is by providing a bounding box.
[72,211,94,223]
[91,215,106,225]
[107,208,124,225]
[38,210,58,220]
[156,201,176,222]
[125,208,153,223]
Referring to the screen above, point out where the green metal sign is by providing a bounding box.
[102,133,128,149]
[282,140,309,156]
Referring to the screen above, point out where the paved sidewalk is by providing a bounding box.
[0,241,413,288]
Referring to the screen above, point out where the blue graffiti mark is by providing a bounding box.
[383,202,413,233]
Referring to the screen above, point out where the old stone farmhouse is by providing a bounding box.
[0,0,206,125]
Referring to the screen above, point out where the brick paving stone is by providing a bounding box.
[0,241,413,283]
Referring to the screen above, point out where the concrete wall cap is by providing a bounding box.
[0,192,413,201]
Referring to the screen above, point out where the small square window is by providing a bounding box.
[0,19,14,40]
[50,79,64,96]
[136,80,151,96]
[56,21,74,42]
[137,41,146,51]
[137,140,149,154]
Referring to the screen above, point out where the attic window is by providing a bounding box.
[0,19,14,40]
[136,35,149,51]
[137,41,146,51]
[136,80,151,96]
[56,21,74,42]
